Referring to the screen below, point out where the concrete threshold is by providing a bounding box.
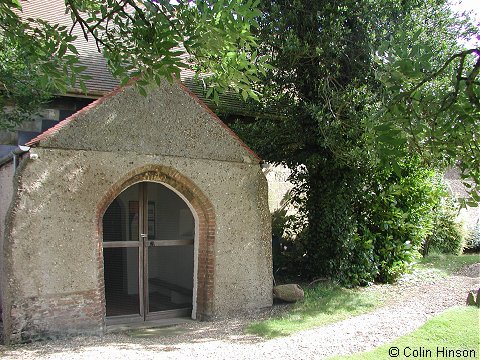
[106,317,194,334]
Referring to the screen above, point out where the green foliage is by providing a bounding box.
[246,282,382,338]
[423,197,466,255]
[372,1,480,204]
[0,40,53,130]
[465,221,480,252]
[234,0,478,286]
[0,0,90,129]
[66,0,269,99]
[359,164,444,283]
[0,0,266,129]
[329,306,480,360]
[298,159,445,285]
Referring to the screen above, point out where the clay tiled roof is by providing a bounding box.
[20,0,117,96]
[19,0,258,117]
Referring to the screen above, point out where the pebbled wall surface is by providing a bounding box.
[0,162,14,320]
[0,80,272,344]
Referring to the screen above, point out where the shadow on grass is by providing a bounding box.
[247,283,381,338]
[416,253,479,276]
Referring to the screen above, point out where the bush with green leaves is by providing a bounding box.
[358,164,444,283]
[319,160,445,285]
[423,197,466,256]
[259,156,446,286]
[464,221,480,253]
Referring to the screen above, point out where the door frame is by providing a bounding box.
[97,165,216,324]
[103,181,198,325]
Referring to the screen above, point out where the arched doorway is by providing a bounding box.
[102,182,195,324]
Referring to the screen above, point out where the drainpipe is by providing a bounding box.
[0,145,30,173]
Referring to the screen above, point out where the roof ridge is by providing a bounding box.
[26,77,262,163]
[174,78,261,162]
[26,80,131,147]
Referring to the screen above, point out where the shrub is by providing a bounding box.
[358,163,442,283]
[235,118,452,285]
[464,221,480,253]
[423,197,466,256]
[282,158,445,286]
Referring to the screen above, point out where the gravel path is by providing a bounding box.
[1,264,479,360]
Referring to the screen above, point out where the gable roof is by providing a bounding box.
[19,0,256,117]
[20,0,116,96]
[26,78,261,163]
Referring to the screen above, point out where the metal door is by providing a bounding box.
[103,182,194,325]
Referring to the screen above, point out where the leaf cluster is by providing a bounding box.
[372,1,480,205]
[62,0,268,99]
[0,0,267,129]
[0,0,90,129]
[234,0,477,285]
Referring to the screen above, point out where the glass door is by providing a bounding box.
[143,182,194,320]
[103,184,143,324]
[103,182,194,325]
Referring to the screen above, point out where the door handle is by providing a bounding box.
[140,233,148,238]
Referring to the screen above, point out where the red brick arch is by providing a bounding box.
[96,164,216,321]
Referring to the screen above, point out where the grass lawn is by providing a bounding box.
[416,253,480,275]
[247,254,479,338]
[399,253,480,284]
[246,282,382,338]
[327,306,480,360]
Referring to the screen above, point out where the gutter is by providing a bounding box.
[0,145,30,171]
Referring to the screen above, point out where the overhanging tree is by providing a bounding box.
[0,0,267,129]
[374,43,480,205]
[233,0,478,284]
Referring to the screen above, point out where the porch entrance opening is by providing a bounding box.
[102,182,195,325]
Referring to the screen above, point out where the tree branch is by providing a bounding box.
[398,48,480,102]
[65,0,113,52]
[465,55,480,109]
[89,1,129,32]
